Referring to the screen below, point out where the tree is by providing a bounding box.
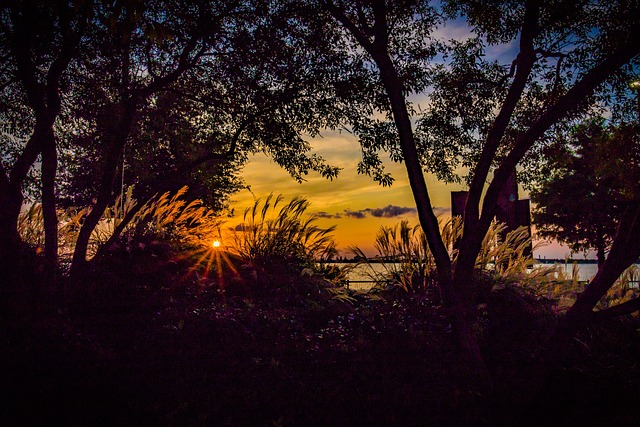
[0,0,89,303]
[64,0,356,276]
[63,0,230,275]
[1,0,369,299]
[530,120,628,266]
[421,0,640,344]
[311,0,640,384]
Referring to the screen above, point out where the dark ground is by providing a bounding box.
[1,264,639,427]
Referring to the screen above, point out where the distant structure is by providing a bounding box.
[451,170,532,256]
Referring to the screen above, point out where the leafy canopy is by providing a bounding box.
[530,119,640,262]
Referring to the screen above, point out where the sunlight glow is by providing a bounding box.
[212,239,221,248]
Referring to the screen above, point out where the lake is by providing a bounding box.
[329,261,636,291]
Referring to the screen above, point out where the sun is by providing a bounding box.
[172,233,237,289]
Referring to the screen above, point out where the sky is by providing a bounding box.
[225,129,577,260]
[225,16,582,261]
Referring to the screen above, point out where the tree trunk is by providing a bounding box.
[565,203,640,327]
[373,53,453,291]
[0,127,55,317]
[596,244,605,268]
[41,130,59,310]
[0,120,57,278]
[371,50,491,392]
[70,100,135,283]
[0,179,26,313]
[70,145,126,276]
[0,184,24,263]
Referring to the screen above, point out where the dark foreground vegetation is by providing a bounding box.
[2,247,638,427]
[2,0,640,425]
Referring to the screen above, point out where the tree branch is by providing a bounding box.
[8,3,45,113]
[370,0,389,53]
[591,297,640,322]
[455,0,541,275]
[321,0,374,52]
[481,31,640,231]
[466,0,540,212]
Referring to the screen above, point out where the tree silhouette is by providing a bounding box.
[312,0,640,383]
[531,120,628,266]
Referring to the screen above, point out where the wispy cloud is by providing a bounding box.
[317,205,418,220]
[316,211,342,219]
[368,205,417,218]
[316,205,451,220]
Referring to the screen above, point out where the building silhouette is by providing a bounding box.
[451,170,532,257]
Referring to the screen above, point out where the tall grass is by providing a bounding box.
[230,194,337,273]
[353,216,640,312]
[479,222,559,289]
[351,220,434,292]
[352,217,557,293]
[527,261,640,311]
[18,203,89,265]
[17,186,223,267]
[126,186,223,249]
[599,264,640,310]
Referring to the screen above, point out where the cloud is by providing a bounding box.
[339,205,418,219]
[368,205,417,218]
[315,211,342,219]
[344,209,367,219]
[233,223,257,232]
[433,206,451,216]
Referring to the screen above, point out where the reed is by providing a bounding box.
[352,217,559,294]
[17,186,223,266]
[230,194,338,273]
[127,186,223,248]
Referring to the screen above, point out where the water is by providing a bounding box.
[328,261,635,291]
[551,262,599,282]
[329,262,396,291]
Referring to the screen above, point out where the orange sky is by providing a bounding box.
[223,17,585,261]
[226,130,578,260]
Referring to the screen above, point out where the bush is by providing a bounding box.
[230,194,337,275]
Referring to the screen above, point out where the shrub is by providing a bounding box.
[230,194,338,274]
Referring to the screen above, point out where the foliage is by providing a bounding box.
[530,119,633,264]
[427,0,640,185]
[231,194,338,274]
[53,0,359,212]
